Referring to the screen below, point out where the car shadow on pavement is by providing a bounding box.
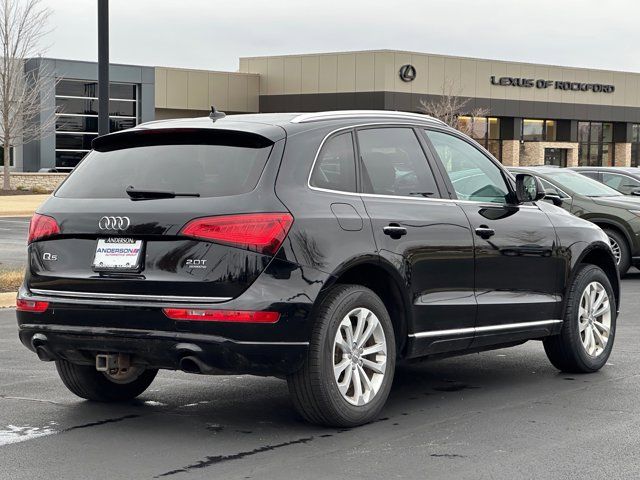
[48,346,577,434]
[28,348,604,478]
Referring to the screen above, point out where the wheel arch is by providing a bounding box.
[587,217,633,251]
[320,257,412,357]
[573,244,620,313]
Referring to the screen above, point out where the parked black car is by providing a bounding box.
[570,166,640,196]
[17,111,619,427]
[510,166,640,275]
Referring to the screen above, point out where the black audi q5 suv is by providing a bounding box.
[17,110,619,427]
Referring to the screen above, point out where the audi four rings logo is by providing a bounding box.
[399,64,416,82]
[98,216,131,230]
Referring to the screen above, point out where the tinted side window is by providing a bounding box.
[602,172,640,194]
[579,171,599,180]
[357,128,439,197]
[425,130,509,204]
[310,132,356,192]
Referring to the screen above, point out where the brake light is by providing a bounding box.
[28,213,60,244]
[180,213,293,255]
[16,299,49,313]
[163,308,280,323]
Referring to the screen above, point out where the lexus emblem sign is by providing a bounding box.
[98,216,130,230]
[399,64,416,82]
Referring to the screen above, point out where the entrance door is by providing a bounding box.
[544,148,567,167]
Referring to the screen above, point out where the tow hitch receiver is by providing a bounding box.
[96,353,130,372]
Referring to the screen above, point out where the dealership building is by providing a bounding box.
[12,50,640,172]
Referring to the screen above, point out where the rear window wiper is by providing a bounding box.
[125,185,200,200]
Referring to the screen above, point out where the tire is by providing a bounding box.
[287,284,396,427]
[55,359,158,402]
[603,228,630,275]
[544,264,616,373]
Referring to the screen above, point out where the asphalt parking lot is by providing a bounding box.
[1,273,640,479]
[0,217,29,270]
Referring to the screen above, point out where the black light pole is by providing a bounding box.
[97,0,109,136]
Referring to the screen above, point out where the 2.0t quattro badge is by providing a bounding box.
[98,216,130,230]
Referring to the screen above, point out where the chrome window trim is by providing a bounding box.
[29,288,232,304]
[409,319,563,339]
[291,110,445,125]
[306,123,540,210]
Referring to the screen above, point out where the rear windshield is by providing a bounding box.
[56,141,273,199]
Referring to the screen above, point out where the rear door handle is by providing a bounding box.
[475,226,495,239]
[383,224,407,239]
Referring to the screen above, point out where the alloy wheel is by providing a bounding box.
[608,236,622,265]
[333,308,387,406]
[578,281,612,357]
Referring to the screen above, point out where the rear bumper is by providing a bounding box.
[16,258,332,376]
[18,323,307,375]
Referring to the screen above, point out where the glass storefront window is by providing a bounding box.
[545,120,556,142]
[54,79,138,169]
[578,122,590,143]
[590,123,602,143]
[631,124,640,167]
[522,119,557,141]
[602,123,613,143]
[522,119,544,141]
[488,118,500,140]
[457,116,501,161]
[602,144,613,167]
[0,146,14,167]
[469,118,488,140]
[578,122,614,166]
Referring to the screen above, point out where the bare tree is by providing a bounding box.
[1,0,54,190]
[419,79,488,136]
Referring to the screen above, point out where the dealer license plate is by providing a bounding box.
[92,238,143,271]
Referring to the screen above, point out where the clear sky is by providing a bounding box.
[39,0,640,73]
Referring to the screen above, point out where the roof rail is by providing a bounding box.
[290,110,446,125]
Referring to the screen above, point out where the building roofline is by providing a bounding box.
[239,48,640,76]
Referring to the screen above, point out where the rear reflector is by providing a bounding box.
[163,308,280,323]
[16,299,49,313]
[28,213,60,244]
[180,213,293,255]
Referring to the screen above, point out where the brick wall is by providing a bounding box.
[0,173,68,192]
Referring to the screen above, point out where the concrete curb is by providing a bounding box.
[0,292,16,308]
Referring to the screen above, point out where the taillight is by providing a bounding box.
[28,213,60,244]
[180,213,293,255]
[163,308,280,323]
[16,299,49,313]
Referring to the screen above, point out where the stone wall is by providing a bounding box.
[0,173,68,192]
[501,140,520,167]
[614,143,631,167]
[519,142,579,167]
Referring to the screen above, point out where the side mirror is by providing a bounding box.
[515,173,545,203]
[544,190,563,206]
[631,188,640,196]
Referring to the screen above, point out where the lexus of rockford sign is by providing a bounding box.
[490,76,615,93]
